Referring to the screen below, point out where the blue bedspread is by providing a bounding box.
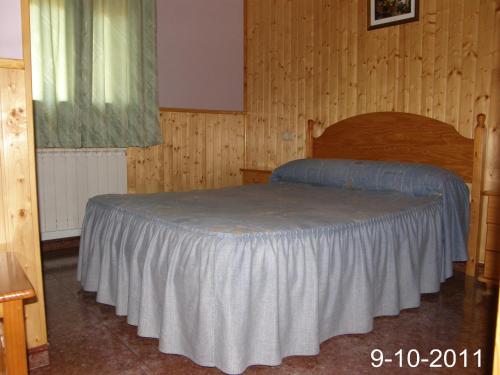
[78,159,469,374]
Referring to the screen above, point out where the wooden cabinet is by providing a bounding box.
[479,191,500,286]
[240,168,272,185]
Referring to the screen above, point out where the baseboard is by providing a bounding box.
[41,228,81,241]
[28,344,50,370]
[41,236,80,253]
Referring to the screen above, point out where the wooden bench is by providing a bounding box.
[0,252,35,375]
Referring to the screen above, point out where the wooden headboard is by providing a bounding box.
[306,112,488,277]
[306,112,484,182]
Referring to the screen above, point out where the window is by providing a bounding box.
[29,0,161,148]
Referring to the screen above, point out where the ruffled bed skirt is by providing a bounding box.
[78,198,444,374]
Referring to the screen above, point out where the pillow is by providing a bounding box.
[271,158,466,197]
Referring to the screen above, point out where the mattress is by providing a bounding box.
[77,159,469,374]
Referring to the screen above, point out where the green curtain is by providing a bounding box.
[30,0,162,148]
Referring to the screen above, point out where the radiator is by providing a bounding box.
[36,148,127,241]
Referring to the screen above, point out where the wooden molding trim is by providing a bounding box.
[243,0,248,113]
[0,58,24,70]
[466,114,488,276]
[482,190,500,197]
[20,0,49,349]
[40,236,80,253]
[159,107,245,115]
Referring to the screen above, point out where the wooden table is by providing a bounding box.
[0,252,35,375]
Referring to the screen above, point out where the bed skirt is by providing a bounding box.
[78,197,444,374]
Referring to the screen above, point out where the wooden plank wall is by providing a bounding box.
[0,0,47,350]
[127,110,245,193]
[245,0,500,190]
[0,69,47,348]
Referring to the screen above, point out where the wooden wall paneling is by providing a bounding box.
[208,113,245,189]
[256,1,265,169]
[265,0,274,169]
[127,110,245,193]
[420,0,436,118]
[319,0,329,126]
[483,0,500,192]
[286,0,296,161]
[0,91,7,252]
[372,26,382,111]
[312,0,321,130]
[473,0,494,124]
[163,112,174,191]
[141,147,152,193]
[128,147,145,193]
[432,0,450,122]
[408,13,424,115]
[385,20,396,112]
[338,0,348,121]
[294,0,304,154]
[171,112,186,191]
[302,0,313,155]
[356,0,368,115]
[20,0,47,351]
[366,9,378,113]
[283,0,294,163]
[380,28,390,112]
[193,113,207,190]
[459,0,480,137]
[445,0,464,130]
[126,148,137,193]
[217,114,228,188]
[147,144,164,193]
[205,114,217,188]
[395,17,407,112]
[260,19,268,165]
[347,1,358,117]
[402,23,412,112]
[247,0,258,169]
[0,70,8,320]
[305,0,314,127]
[135,148,146,193]
[0,67,46,348]
[220,115,230,188]
[245,0,500,194]
[235,115,246,183]
[0,59,24,70]
[172,113,189,191]
[276,0,285,168]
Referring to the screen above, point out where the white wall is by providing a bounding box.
[0,0,23,59]
[157,0,244,111]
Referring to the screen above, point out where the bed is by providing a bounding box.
[77,112,487,374]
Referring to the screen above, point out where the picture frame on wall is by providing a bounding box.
[368,0,419,30]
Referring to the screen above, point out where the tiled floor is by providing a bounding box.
[31,250,497,375]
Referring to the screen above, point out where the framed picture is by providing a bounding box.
[368,0,419,30]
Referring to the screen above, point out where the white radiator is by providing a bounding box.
[36,148,127,241]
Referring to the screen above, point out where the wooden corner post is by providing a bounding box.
[466,114,487,277]
[306,120,315,158]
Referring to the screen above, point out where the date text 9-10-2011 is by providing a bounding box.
[370,348,482,368]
